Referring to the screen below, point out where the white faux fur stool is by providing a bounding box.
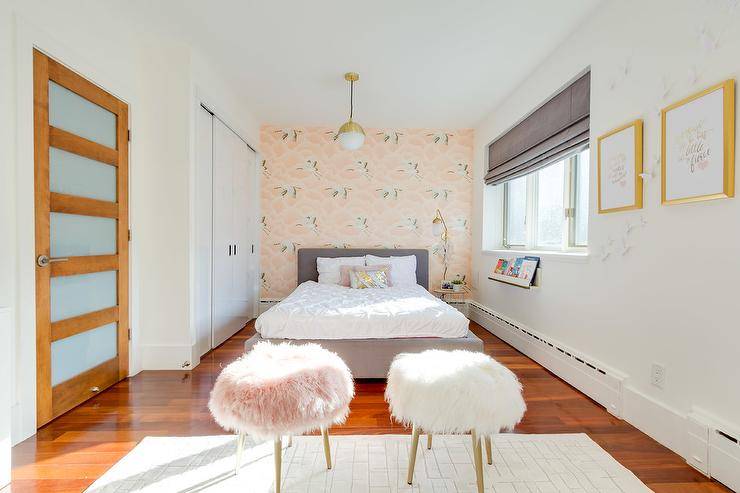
[208,342,354,493]
[385,349,526,493]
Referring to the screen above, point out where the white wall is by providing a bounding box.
[472,0,740,458]
[0,3,15,315]
[0,3,17,456]
[0,1,260,442]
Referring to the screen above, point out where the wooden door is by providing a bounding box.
[33,50,129,427]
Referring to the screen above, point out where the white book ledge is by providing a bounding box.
[488,268,541,289]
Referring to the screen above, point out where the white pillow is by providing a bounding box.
[316,256,365,285]
[366,254,417,287]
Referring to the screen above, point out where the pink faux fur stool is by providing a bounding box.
[208,342,353,493]
[385,349,525,493]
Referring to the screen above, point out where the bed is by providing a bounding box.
[244,248,483,378]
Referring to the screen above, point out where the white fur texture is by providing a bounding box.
[385,350,526,436]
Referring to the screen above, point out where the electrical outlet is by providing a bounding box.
[651,363,666,389]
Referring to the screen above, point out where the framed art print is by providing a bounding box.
[661,79,735,205]
[597,120,643,213]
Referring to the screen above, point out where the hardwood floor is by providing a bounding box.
[11,321,729,492]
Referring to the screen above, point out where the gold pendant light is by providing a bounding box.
[337,72,365,150]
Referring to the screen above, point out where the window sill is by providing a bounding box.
[481,248,590,264]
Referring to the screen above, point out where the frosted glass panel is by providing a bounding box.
[50,212,116,257]
[50,271,117,322]
[50,147,116,201]
[51,322,117,385]
[49,81,116,148]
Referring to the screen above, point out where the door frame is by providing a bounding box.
[33,49,130,426]
[12,16,138,443]
[190,89,261,359]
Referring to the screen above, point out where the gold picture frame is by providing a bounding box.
[597,119,643,213]
[661,79,735,205]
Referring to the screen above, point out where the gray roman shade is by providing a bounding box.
[485,71,590,186]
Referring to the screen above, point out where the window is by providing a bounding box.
[503,148,589,250]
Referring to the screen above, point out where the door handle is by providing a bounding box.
[234,244,237,256]
[37,255,69,267]
[228,245,232,256]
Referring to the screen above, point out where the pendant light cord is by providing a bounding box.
[349,80,354,120]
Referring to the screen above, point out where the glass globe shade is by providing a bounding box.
[337,120,365,150]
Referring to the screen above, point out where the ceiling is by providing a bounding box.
[139,0,602,129]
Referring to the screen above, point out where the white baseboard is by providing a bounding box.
[622,386,688,458]
[468,299,739,491]
[447,299,469,317]
[141,344,199,370]
[259,299,281,315]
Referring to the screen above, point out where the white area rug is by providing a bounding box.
[85,434,651,492]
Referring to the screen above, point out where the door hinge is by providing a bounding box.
[127,129,131,141]
[127,328,131,340]
[564,207,575,219]
[128,229,132,241]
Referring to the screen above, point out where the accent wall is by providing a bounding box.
[260,125,473,298]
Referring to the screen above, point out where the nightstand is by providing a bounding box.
[432,286,470,303]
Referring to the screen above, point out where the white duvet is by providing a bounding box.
[256,281,469,340]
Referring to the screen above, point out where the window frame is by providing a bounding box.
[502,149,588,252]
[501,179,526,249]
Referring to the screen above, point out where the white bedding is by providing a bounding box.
[256,281,469,340]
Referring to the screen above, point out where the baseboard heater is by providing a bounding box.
[687,410,740,491]
[468,300,626,418]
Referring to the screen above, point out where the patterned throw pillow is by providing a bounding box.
[349,268,390,289]
[340,264,391,287]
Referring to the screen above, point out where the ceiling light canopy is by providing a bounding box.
[337,72,365,151]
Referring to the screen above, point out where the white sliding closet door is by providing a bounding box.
[232,139,256,329]
[212,118,235,347]
[212,118,255,347]
[195,106,257,356]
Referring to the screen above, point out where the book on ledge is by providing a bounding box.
[490,255,540,288]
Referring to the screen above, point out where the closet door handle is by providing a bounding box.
[234,244,237,256]
[228,245,232,256]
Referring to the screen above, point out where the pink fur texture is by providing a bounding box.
[208,342,354,440]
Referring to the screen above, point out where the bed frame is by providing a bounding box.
[244,248,483,378]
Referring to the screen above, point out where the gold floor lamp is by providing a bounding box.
[432,209,451,280]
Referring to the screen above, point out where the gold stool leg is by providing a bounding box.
[485,435,492,465]
[427,433,433,450]
[471,430,484,493]
[274,438,282,493]
[321,426,332,469]
[406,425,421,485]
[235,432,245,475]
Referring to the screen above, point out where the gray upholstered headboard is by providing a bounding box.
[297,248,429,289]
